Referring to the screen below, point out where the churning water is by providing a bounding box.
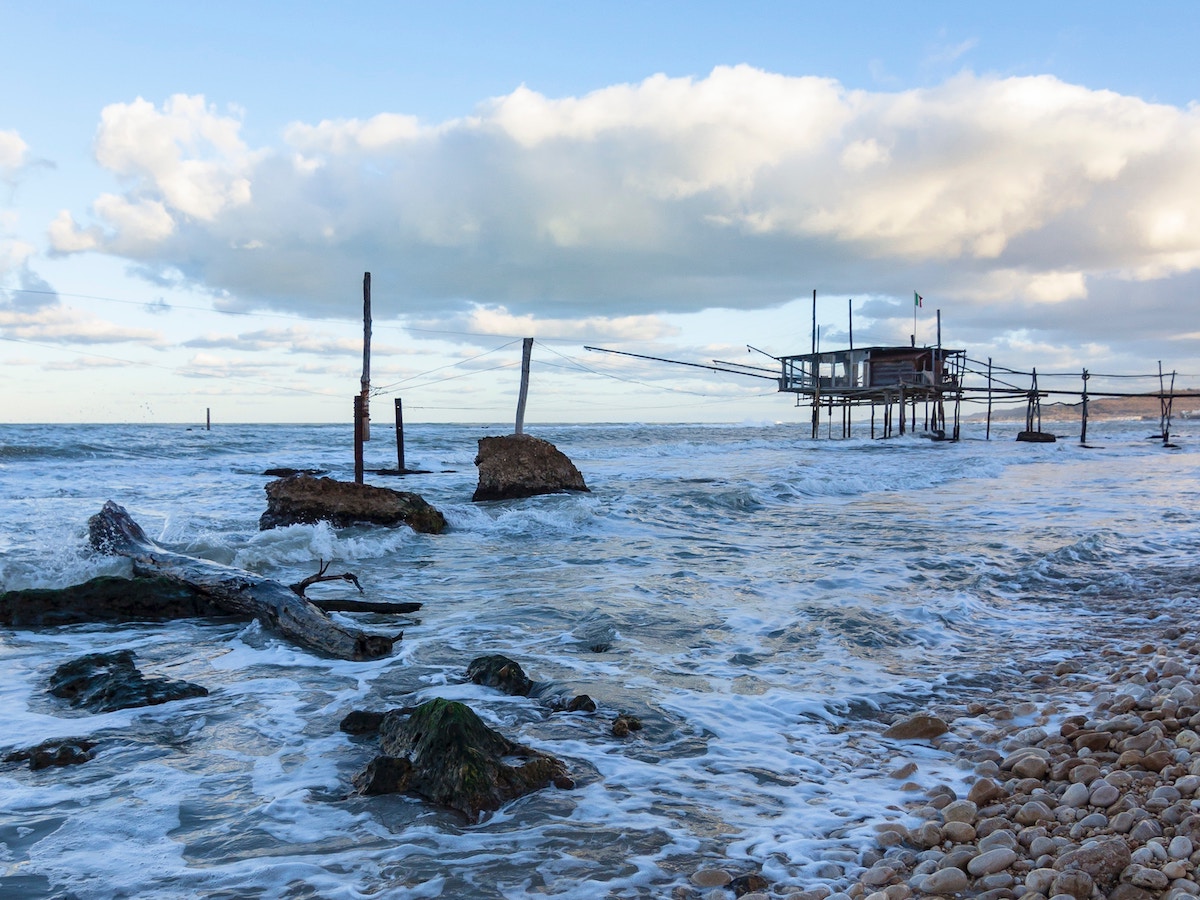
[1,418,1198,898]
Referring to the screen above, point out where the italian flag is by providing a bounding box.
[914,291,923,308]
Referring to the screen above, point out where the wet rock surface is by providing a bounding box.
[471,434,589,502]
[0,575,225,626]
[353,697,571,822]
[48,649,208,713]
[4,738,98,770]
[259,474,446,532]
[467,654,534,696]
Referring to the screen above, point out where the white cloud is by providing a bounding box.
[94,94,254,220]
[0,305,166,346]
[47,68,1200,332]
[410,304,679,342]
[0,130,29,175]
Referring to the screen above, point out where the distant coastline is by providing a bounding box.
[966,389,1200,423]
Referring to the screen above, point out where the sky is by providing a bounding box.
[3,1,1200,425]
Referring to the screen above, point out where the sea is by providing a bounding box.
[1,417,1198,899]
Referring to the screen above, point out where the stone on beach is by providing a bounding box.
[259,474,446,532]
[882,714,949,740]
[471,434,589,502]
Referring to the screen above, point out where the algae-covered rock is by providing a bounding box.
[353,697,571,821]
[259,474,445,533]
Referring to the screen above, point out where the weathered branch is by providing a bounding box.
[309,598,422,614]
[289,560,364,598]
[87,501,395,661]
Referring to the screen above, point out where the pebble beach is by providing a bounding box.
[683,601,1200,900]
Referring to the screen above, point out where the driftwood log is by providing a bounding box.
[87,501,395,661]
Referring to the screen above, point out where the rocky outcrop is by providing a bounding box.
[49,649,208,713]
[259,474,445,532]
[472,434,588,502]
[1,575,224,626]
[353,697,572,821]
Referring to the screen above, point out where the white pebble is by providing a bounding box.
[1170,836,1194,860]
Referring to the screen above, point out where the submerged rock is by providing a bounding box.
[49,649,208,713]
[612,714,643,737]
[353,697,571,821]
[471,434,588,502]
[4,738,97,770]
[467,654,534,696]
[259,474,445,533]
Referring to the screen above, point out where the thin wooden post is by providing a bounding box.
[206,408,210,431]
[394,397,405,472]
[1080,369,1089,444]
[899,385,906,434]
[514,337,533,435]
[361,272,372,441]
[811,290,820,439]
[986,357,993,440]
[870,402,875,439]
[353,395,365,484]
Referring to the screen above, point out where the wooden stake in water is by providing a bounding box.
[394,397,405,472]
[515,337,533,435]
[360,272,372,441]
[353,395,365,485]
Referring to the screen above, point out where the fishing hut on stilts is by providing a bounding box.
[777,291,965,440]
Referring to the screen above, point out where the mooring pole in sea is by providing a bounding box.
[1080,369,1090,444]
[206,408,211,431]
[360,272,372,442]
[514,337,533,435]
[986,358,993,441]
[394,398,405,472]
[353,395,365,484]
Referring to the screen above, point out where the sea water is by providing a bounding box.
[0,418,1197,898]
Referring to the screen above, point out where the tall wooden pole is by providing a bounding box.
[353,395,365,484]
[394,397,405,472]
[986,357,993,440]
[360,272,372,441]
[1080,369,1089,444]
[810,290,820,439]
[515,337,533,435]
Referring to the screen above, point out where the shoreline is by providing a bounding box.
[684,599,1200,899]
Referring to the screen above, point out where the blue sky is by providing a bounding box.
[3,2,1199,424]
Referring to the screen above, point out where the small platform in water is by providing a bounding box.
[1016,431,1057,443]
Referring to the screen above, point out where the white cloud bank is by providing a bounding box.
[48,67,1200,328]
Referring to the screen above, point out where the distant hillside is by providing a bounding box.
[967,390,1200,423]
